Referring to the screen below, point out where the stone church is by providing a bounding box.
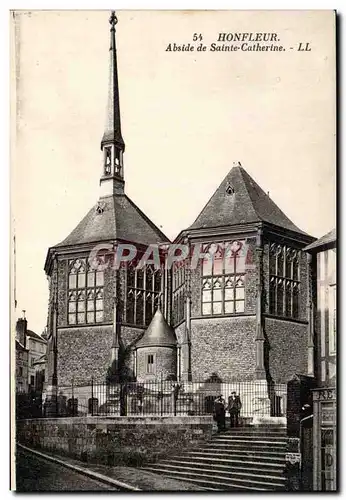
[44,13,315,408]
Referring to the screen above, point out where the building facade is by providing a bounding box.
[15,315,47,392]
[305,229,337,491]
[27,330,47,390]
[15,340,29,393]
[173,166,314,384]
[44,13,317,415]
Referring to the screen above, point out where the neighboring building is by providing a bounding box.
[305,229,337,491]
[33,354,47,393]
[26,330,47,391]
[44,14,316,415]
[15,340,29,393]
[15,315,47,392]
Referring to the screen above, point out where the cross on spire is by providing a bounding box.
[109,11,118,29]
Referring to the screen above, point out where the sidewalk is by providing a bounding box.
[17,444,205,491]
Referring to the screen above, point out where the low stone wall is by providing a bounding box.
[17,416,213,467]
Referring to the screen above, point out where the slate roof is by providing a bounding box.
[136,309,177,349]
[27,330,47,343]
[55,194,169,248]
[188,165,308,235]
[16,340,28,351]
[305,228,336,251]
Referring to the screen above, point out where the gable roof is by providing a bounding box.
[54,194,169,248]
[188,165,308,235]
[136,309,177,348]
[305,228,336,251]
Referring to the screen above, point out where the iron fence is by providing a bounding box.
[16,391,43,420]
[43,380,287,420]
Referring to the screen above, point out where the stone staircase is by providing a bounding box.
[143,426,288,491]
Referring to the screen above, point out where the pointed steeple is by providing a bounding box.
[100,11,125,197]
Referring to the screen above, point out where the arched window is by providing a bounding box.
[125,264,162,327]
[68,258,104,325]
[201,240,246,316]
[269,244,300,319]
[172,262,186,325]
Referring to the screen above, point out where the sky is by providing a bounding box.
[11,10,336,334]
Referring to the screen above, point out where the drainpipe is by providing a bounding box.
[299,413,313,489]
[299,413,313,451]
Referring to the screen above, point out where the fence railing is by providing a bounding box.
[41,380,287,420]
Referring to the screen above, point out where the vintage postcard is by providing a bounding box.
[11,10,336,492]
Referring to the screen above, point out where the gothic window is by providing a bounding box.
[269,244,300,319]
[125,264,162,327]
[104,147,112,175]
[285,281,292,317]
[68,258,104,325]
[172,263,186,325]
[201,240,246,316]
[277,280,284,316]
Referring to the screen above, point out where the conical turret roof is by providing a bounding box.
[136,309,177,348]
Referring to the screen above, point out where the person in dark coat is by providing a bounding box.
[228,391,242,428]
[213,395,226,433]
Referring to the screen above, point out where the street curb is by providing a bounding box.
[17,443,141,491]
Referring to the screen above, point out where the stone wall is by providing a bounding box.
[190,316,257,381]
[17,416,213,466]
[136,346,177,382]
[265,317,309,383]
[56,324,145,386]
[57,326,113,385]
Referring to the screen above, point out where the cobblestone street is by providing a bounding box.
[15,447,117,492]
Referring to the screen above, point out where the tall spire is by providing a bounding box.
[100,11,125,197]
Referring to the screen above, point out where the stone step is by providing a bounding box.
[200,442,287,453]
[148,463,286,483]
[159,459,285,477]
[223,429,287,434]
[143,467,285,490]
[204,437,288,445]
[226,426,287,434]
[213,436,288,445]
[163,457,285,471]
[188,449,287,462]
[227,427,287,433]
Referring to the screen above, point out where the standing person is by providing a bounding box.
[213,395,226,433]
[228,391,242,428]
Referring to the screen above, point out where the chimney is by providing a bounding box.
[41,327,48,341]
[16,317,27,348]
